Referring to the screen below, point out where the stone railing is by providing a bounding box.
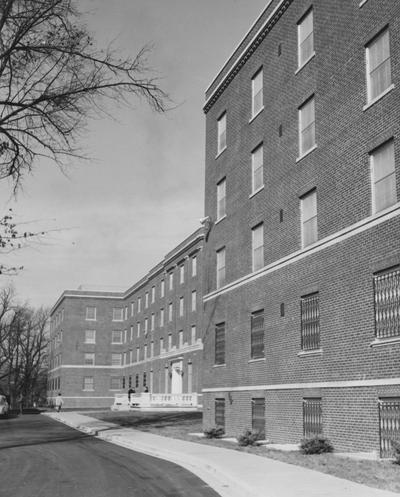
[111,392,198,410]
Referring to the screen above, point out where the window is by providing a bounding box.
[168,334,172,350]
[298,9,314,68]
[301,292,320,350]
[83,377,94,391]
[123,352,128,365]
[111,353,122,366]
[217,112,227,154]
[179,297,184,317]
[301,189,318,247]
[130,326,134,341]
[299,97,316,157]
[150,341,154,358]
[179,330,183,348]
[143,372,147,387]
[215,323,225,365]
[129,349,133,364]
[191,291,197,312]
[169,271,174,291]
[110,377,122,390]
[192,256,197,277]
[216,247,226,289]
[191,325,196,344]
[215,398,225,429]
[252,398,265,437]
[251,69,263,117]
[252,224,264,272]
[160,308,164,327]
[131,302,134,316]
[151,313,155,331]
[379,397,400,458]
[251,310,264,359]
[151,286,155,303]
[136,347,140,362]
[160,337,164,351]
[145,292,149,308]
[137,321,141,337]
[168,302,173,322]
[84,353,95,366]
[85,306,96,321]
[84,329,96,344]
[111,330,123,344]
[135,374,139,388]
[374,267,400,339]
[366,29,391,103]
[124,329,127,343]
[113,308,123,321]
[251,144,263,193]
[144,317,148,334]
[303,398,322,437]
[217,178,226,221]
[179,264,185,284]
[137,297,142,313]
[144,344,147,360]
[160,279,165,298]
[124,306,128,320]
[370,140,397,213]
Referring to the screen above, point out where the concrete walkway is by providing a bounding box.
[43,412,398,497]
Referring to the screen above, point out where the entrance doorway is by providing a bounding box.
[171,360,183,394]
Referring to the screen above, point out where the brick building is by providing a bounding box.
[48,228,204,409]
[201,0,400,456]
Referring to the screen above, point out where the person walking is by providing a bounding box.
[55,393,64,412]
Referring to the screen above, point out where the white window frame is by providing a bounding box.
[217,178,226,221]
[150,341,154,358]
[151,313,155,331]
[145,292,149,308]
[136,347,140,362]
[160,279,165,298]
[84,329,96,344]
[83,376,94,391]
[252,224,264,272]
[137,297,142,313]
[111,330,123,344]
[137,321,141,337]
[179,296,184,317]
[151,286,155,303]
[84,353,95,366]
[160,308,164,327]
[370,140,397,214]
[298,96,316,157]
[179,330,184,348]
[301,189,318,248]
[366,28,392,104]
[297,9,314,69]
[110,377,122,390]
[168,303,173,322]
[124,307,128,321]
[251,68,263,117]
[168,334,172,350]
[217,112,227,154]
[111,353,122,367]
[144,317,148,334]
[169,271,174,291]
[192,256,197,277]
[216,247,226,289]
[85,306,96,321]
[191,325,196,345]
[251,143,264,194]
[179,264,185,284]
[191,291,197,312]
[112,308,123,322]
[131,302,134,316]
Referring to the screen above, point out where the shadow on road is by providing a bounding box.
[0,432,93,451]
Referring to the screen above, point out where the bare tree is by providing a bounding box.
[0,0,168,187]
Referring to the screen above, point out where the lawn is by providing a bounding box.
[93,410,400,494]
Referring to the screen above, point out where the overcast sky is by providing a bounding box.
[0,0,267,308]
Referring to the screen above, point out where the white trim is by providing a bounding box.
[296,144,317,163]
[202,377,400,393]
[215,146,227,159]
[359,0,369,6]
[49,365,122,372]
[370,337,400,348]
[215,215,227,225]
[248,358,266,364]
[213,364,226,368]
[249,186,264,199]
[203,203,400,302]
[249,106,264,124]
[295,52,315,75]
[297,349,323,357]
[205,0,274,95]
[363,84,395,112]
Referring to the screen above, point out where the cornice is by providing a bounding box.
[203,0,293,114]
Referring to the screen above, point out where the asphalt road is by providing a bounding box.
[0,413,220,497]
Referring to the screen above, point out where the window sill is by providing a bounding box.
[85,319,97,322]
[213,363,226,368]
[296,144,317,163]
[359,0,369,6]
[83,389,94,392]
[295,52,316,75]
[215,215,227,225]
[249,186,265,199]
[215,146,227,159]
[297,348,323,357]
[249,106,264,124]
[363,84,395,112]
[370,336,400,348]
[248,357,266,363]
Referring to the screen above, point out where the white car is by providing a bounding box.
[0,395,9,416]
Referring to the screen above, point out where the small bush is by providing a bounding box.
[392,440,400,465]
[237,429,262,447]
[300,436,334,455]
[203,426,225,439]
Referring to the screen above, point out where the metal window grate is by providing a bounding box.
[379,398,400,458]
[251,310,265,359]
[301,293,320,350]
[215,398,225,429]
[252,398,265,437]
[303,398,322,438]
[215,323,225,365]
[374,268,400,339]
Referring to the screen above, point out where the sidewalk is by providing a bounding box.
[44,411,398,497]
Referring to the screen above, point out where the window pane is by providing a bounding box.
[299,98,315,155]
[217,179,226,219]
[251,310,264,359]
[374,268,400,339]
[252,70,263,115]
[368,30,391,101]
[301,191,318,247]
[217,247,226,288]
[298,10,314,66]
[372,141,397,213]
[218,113,227,153]
[252,145,263,192]
[301,293,320,350]
[252,225,264,271]
[215,323,225,365]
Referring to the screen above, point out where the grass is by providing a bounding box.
[92,410,400,494]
